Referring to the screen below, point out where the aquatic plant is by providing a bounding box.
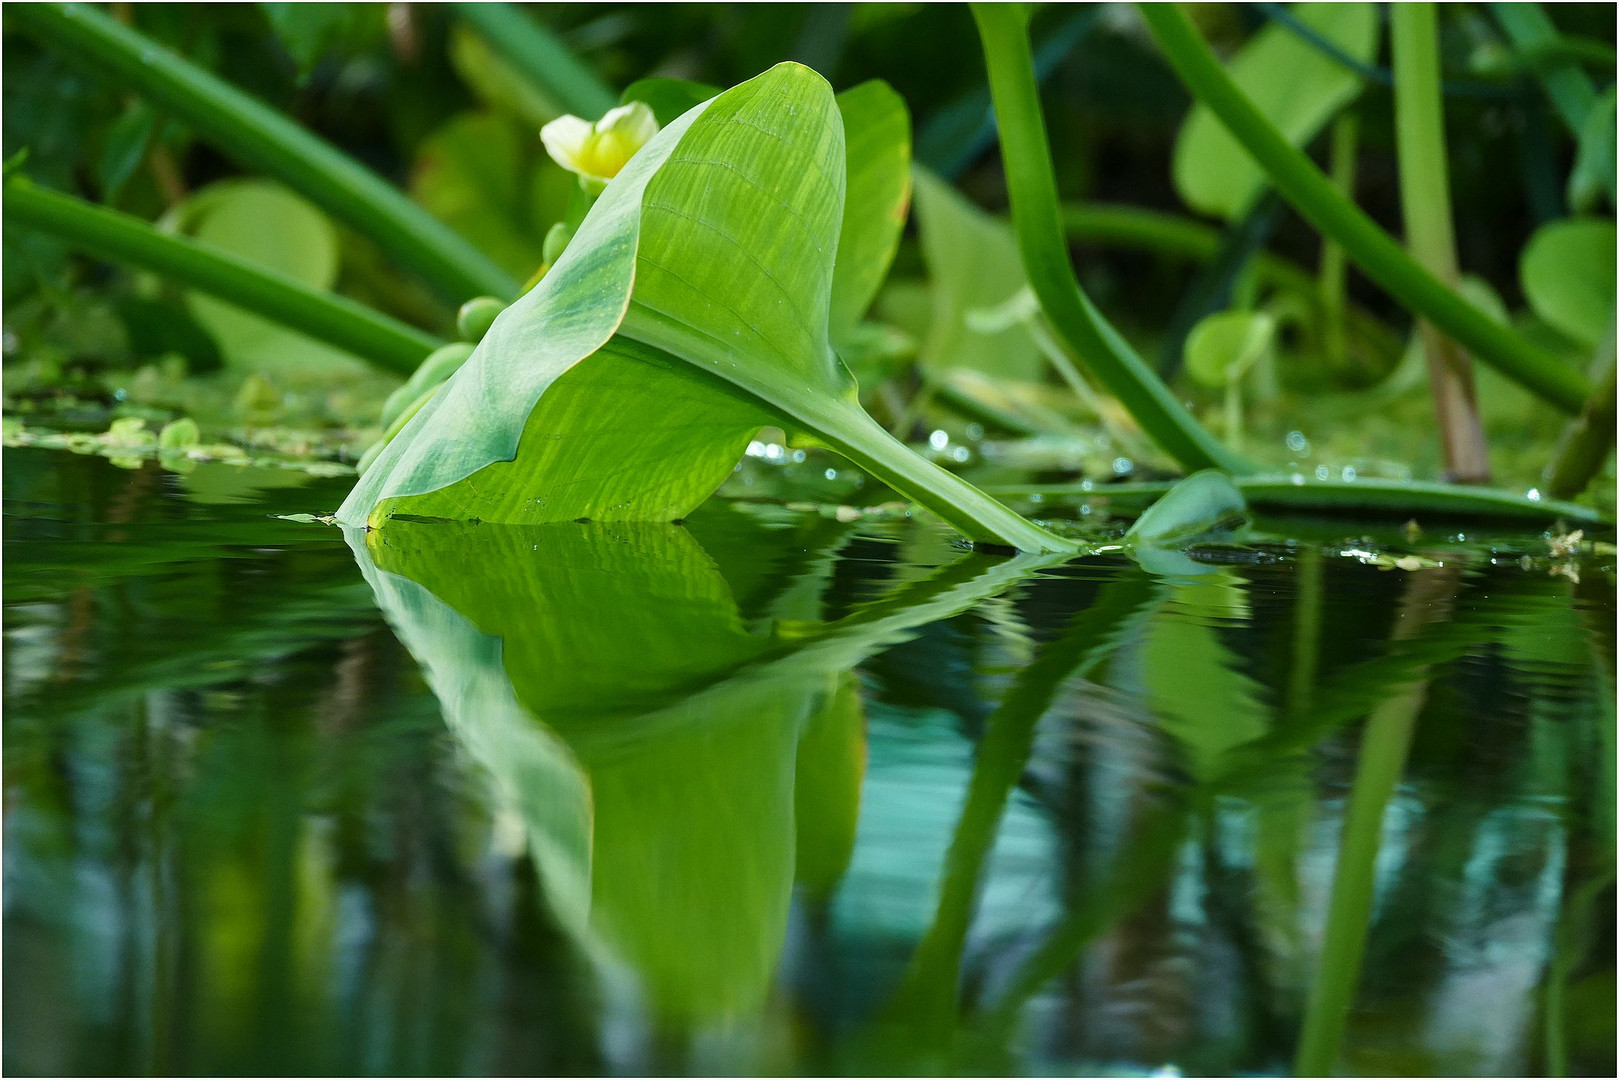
[4,2,1612,551]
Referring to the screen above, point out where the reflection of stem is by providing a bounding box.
[884,578,1156,1042]
[1286,547,1323,718]
[1293,567,1460,1075]
[1393,4,1490,483]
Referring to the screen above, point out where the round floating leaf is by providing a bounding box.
[1125,468,1248,547]
[1520,217,1617,348]
[1185,309,1276,387]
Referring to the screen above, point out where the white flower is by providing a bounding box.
[540,102,659,194]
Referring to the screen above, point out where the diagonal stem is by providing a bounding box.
[1138,2,1590,414]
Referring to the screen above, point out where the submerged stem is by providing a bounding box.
[4,179,441,375]
[1139,2,1590,414]
[972,4,1253,475]
[8,2,517,303]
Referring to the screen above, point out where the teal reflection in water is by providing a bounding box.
[3,447,1614,1076]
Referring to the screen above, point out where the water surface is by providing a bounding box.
[4,447,1613,1076]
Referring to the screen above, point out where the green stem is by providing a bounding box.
[1139,3,1590,414]
[984,474,1609,525]
[971,4,1253,475]
[454,3,617,120]
[1491,3,1598,135]
[8,2,517,302]
[1545,324,1618,499]
[4,179,441,375]
[1319,114,1359,367]
[1393,3,1490,483]
[1061,203,1403,362]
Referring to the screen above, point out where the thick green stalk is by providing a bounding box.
[1139,3,1590,414]
[971,4,1253,476]
[1319,114,1359,367]
[1393,3,1490,483]
[8,2,517,302]
[1545,325,1617,500]
[455,3,617,121]
[5,180,441,375]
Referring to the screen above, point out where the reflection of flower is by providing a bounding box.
[541,103,659,194]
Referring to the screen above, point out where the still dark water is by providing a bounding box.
[4,446,1614,1077]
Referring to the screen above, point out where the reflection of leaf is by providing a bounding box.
[1173,4,1379,219]
[343,64,1064,552]
[794,672,867,901]
[1520,218,1617,348]
[909,166,1044,382]
[351,514,1063,1028]
[1142,591,1270,779]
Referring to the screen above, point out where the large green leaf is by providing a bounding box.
[339,63,1067,553]
[1173,3,1379,220]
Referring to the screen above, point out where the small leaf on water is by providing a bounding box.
[157,417,201,451]
[1125,469,1248,547]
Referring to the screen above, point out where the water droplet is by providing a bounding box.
[791,450,806,463]
[951,446,970,462]
[1286,430,1309,453]
[1112,456,1133,475]
[965,423,985,441]
[1526,487,1542,501]
[1341,466,1357,482]
[1315,465,1331,481]
[928,429,949,451]
[823,468,838,481]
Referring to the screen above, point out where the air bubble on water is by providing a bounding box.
[928,430,949,451]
